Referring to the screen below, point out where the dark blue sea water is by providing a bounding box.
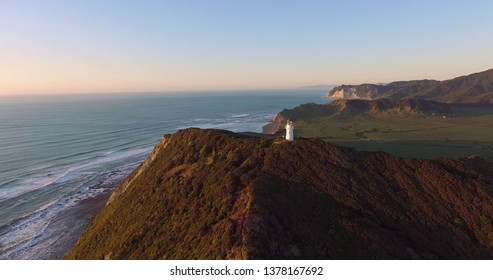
[0,89,327,259]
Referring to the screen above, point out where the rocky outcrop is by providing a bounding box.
[329,84,384,99]
[327,80,439,100]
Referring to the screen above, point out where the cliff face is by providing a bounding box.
[328,80,439,100]
[329,84,384,99]
[327,68,493,103]
[68,128,493,259]
[105,134,171,206]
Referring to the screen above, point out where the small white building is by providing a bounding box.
[285,120,294,141]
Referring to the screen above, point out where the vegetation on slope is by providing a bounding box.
[69,129,266,259]
[69,128,493,259]
[276,98,493,122]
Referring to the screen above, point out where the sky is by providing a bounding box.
[1,0,493,95]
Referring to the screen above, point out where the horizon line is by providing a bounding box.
[0,86,336,97]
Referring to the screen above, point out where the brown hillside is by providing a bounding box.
[68,128,493,259]
[333,98,455,115]
[327,68,493,103]
[275,98,492,122]
[408,68,493,103]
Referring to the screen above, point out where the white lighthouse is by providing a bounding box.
[285,120,294,141]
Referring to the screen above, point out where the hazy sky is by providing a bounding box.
[1,0,493,95]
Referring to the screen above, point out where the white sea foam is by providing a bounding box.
[0,159,142,259]
[178,113,275,132]
[0,147,152,259]
[0,147,152,201]
[230,113,251,118]
[0,171,71,201]
[73,147,152,171]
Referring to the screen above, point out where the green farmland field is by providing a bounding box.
[292,114,493,158]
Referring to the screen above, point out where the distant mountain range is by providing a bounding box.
[328,68,493,103]
[68,128,493,259]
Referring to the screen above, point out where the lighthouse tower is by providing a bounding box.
[285,120,294,141]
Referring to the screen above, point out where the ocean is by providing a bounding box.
[0,89,327,259]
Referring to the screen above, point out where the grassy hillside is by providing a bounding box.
[406,68,493,103]
[275,99,493,158]
[68,128,493,259]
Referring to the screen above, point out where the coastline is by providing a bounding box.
[262,120,282,134]
[0,180,117,260]
[0,91,326,260]
[14,115,285,259]
[62,118,282,258]
[48,188,113,260]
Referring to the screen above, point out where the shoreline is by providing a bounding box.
[48,188,114,259]
[0,180,117,260]
[60,119,283,258]
[6,118,284,259]
[66,123,284,259]
[0,92,326,260]
[262,121,282,134]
